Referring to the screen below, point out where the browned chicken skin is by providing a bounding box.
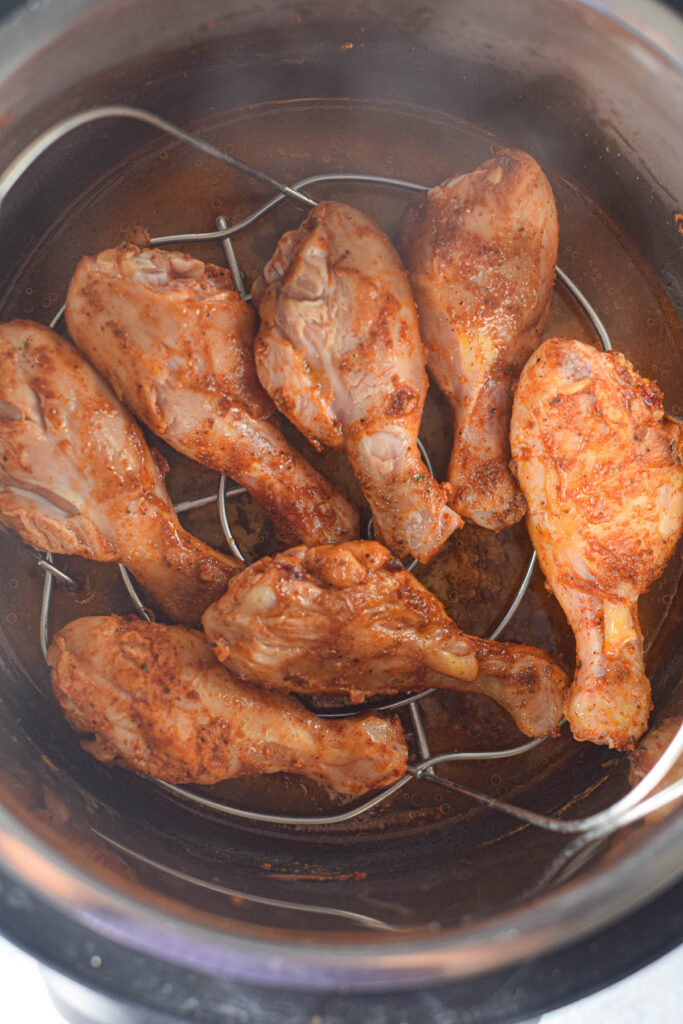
[65,245,358,547]
[253,201,460,563]
[511,338,683,748]
[0,320,239,625]
[202,541,569,738]
[400,150,558,530]
[48,615,408,796]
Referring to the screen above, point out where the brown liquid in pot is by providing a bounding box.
[1,99,681,836]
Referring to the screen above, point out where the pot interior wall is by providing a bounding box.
[0,0,681,958]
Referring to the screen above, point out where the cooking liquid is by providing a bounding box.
[1,98,681,838]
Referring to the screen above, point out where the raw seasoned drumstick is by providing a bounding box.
[48,615,408,796]
[65,245,358,547]
[252,201,459,563]
[0,320,239,626]
[511,338,683,748]
[203,540,569,738]
[400,150,558,530]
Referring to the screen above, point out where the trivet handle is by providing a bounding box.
[0,105,316,217]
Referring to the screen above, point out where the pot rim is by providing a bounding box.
[0,794,681,989]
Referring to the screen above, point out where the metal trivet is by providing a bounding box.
[1,106,681,848]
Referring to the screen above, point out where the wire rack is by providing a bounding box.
[1,105,682,851]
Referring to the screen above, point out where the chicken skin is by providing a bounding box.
[48,615,408,796]
[0,320,239,625]
[252,201,459,563]
[65,245,358,547]
[511,338,683,748]
[202,541,569,738]
[400,150,558,530]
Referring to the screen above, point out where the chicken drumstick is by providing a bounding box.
[48,615,408,796]
[253,201,459,563]
[202,540,569,738]
[0,320,239,625]
[511,338,683,748]
[400,150,558,530]
[65,245,358,547]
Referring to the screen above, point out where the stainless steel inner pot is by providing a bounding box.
[0,0,681,995]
